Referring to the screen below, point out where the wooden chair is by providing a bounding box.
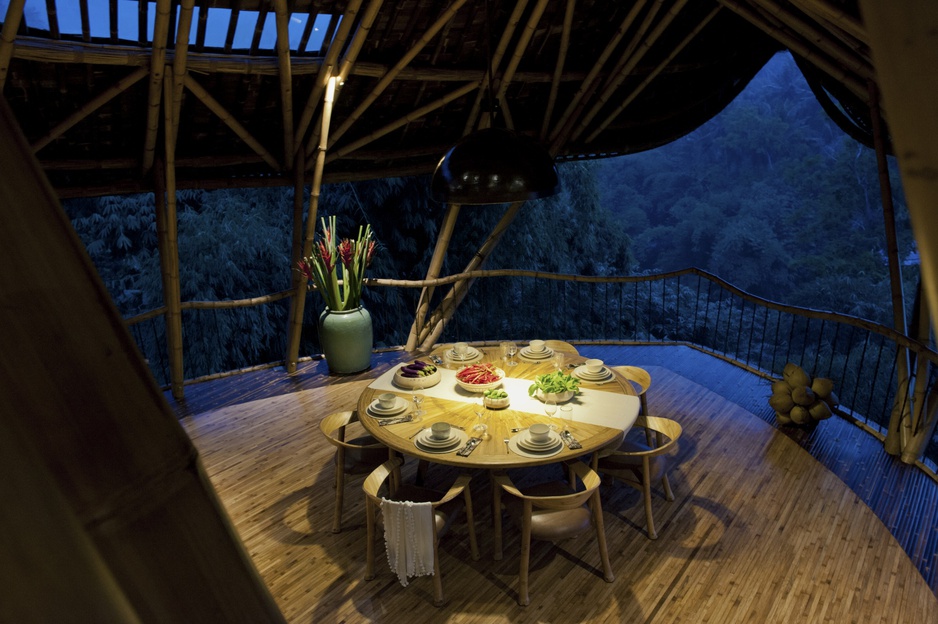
[493,461,614,606]
[595,415,682,540]
[319,410,388,533]
[363,458,480,607]
[545,339,579,354]
[612,365,651,416]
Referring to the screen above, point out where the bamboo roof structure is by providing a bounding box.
[1,0,881,198]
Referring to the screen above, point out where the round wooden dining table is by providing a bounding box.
[356,341,641,469]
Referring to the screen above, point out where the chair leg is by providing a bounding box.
[492,476,503,561]
[518,506,532,607]
[332,456,346,534]
[364,499,376,580]
[416,459,429,486]
[463,490,480,561]
[661,473,674,501]
[432,538,444,607]
[590,491,615,582]
[642,459,657,540]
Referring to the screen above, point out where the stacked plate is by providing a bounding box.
[509,430,564,457]
[520,345,554,360]
[573,364,613,382]
[446,346,482,363]
[367,396,409,417]
[414,429,468,453]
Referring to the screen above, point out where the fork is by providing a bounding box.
[503,438,510,454]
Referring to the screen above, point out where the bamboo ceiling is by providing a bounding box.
[0,0,875,198]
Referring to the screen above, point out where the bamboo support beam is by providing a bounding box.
[859,0,938,463]
[285,77,338,373]
[404,203,461,352]
[494,0,550,106]
[158,70,184,400]
[293,0,361,150]
[717,0,868,102]
[169,0,195,149]
[289,150,306,301]
[272,0,294,166]
[540,0,575,141]
[418,202,524,349]
[183,74,280,171]
[570,0,688,146]
[141,0,171,174]
[462,0,529,136]
[328,0,470,148]
[0,0,26,91]
[585,5,720,144]
[547,0,648,148]
[31,67,148,154]
[326,81,478,163]
[796,0,866,42]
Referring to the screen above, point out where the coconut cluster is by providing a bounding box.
[769,363,839,426]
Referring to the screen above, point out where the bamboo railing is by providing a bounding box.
[123,267,938,470]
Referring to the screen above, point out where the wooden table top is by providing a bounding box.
[357,342,640,469]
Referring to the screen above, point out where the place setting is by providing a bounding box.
[508,423,565,458]
[572,358,614,383]
[413,422,469,454]
[367,392,411,418]
[444,341,483,365]
[518,339,554,362]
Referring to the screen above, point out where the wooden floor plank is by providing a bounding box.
[179,356,937,622]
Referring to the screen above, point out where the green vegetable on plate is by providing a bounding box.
[528,371,580,396]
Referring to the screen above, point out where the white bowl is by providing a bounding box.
[585,358,604,374]
[483,395,511,409]
[393,367,441,389]
[535,389,575,403]
[455,366,505,392]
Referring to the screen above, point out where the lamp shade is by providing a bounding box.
[430,128,560,204]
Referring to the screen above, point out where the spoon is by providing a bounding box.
[407,427,427,440]
[503,438,510,454]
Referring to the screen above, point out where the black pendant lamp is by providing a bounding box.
[430,127,560,204]
[430,0,559,205]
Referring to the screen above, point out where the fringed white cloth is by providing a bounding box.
[381,498,435,586]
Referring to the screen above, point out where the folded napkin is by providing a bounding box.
[381,498,435,586]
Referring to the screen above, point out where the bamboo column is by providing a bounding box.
[142,0,171,173]
[272,0,294,166]
[169,0,196,148]
[0,0,27,91]
[540,0,576,140]
[156,69,184,400]
[404,203,461,351]
[285,76,338,373]
[859,0,938,463]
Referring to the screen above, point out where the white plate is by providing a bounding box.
[368,397,408,416]
[447,347,480,360]
[509,432,564,458]
[573,365,612,381]
[517,431,563,451]
[520,347,553,360]
[415,429,469,453]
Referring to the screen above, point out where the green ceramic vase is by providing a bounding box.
[318,306,373,374]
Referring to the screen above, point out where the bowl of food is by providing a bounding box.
[528,371,580,403]
[393,360,441,389]
[455,363,505,392]
[482,388,510,409]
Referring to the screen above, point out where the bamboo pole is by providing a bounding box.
[304,0,385,161]
[293,0,362,150]
[418,202,524,349]
[289,150,307,301]
[183,74,280,170]
[325,81,478,163]
[327,0,470,148]
[142,0,171,174]
[905,291,938,463]
[569,0,688,146]
[494,0,550,105]
[717,0,868,102]
[585,4,720,144]
[796,0,866,42]
[547,0,648,147]
[788,0,866,56]
[285,76,338,373]
[31,67,149,154]
[462,0,530,136]
[859,0,938,462]
[0,0,26,91]
[404,203,461,351]
[169,0,195,149]
[540,0,575,141]
[272,0,294,167]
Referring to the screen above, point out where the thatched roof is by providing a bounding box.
[0,0,875,198]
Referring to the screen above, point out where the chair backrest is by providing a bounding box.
[545,340,578,354]
[495,461,600,511]
[320,410,385,452]
[363,459,472,510]
[623,415,682,457]
[612,365,651,396]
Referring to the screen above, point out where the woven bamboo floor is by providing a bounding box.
[174,347,938,622]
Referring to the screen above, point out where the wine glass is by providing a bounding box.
[473,401,489,440]
[412,391,425,421]
[499,341,510,365]
[560,404,573,431]
[544,398,558,430]
[552,352,565,370]
[506,341,518,367]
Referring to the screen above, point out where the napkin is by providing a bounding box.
[381,498,435,586]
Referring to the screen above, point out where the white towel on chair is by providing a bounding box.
[381,498,435,586]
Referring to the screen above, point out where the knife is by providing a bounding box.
[379,415,413,426]
[560,430,582,450]
[456,437,482,456]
